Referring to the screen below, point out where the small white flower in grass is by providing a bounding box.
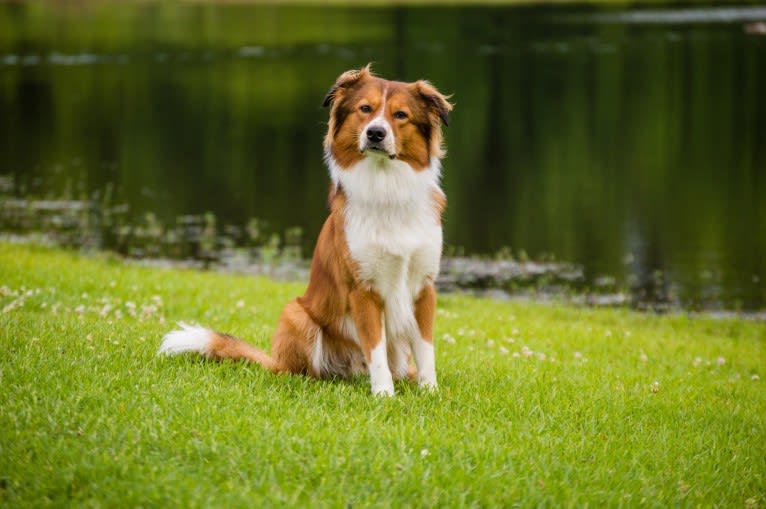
[751,374,760,381]
[499,346,509,355]
[692,357,702,368]
[151,295,163,305]
[442,333,455,344]
[236,299,245,309]
[640,351,648,363]
[2,301,19,314]
[536,352,546,361]
[605,330,613,337]
[650,381,660,393]
[109,281,116,288]
[716,356,726,366]
[74,304,85,314]
[521,346,533,358]
[574,351,583,360]
[420,448,429,458]
[486,339,495,347]
[512,352,520,358]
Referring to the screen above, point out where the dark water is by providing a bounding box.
[1,3,765,310]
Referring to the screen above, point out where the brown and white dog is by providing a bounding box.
[159,65,453,396]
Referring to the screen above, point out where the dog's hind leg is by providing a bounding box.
[269,300,321,376]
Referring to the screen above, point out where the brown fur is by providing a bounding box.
[323,65,453,170]
[200,66,452,382]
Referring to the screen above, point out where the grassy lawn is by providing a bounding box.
[1,242,764,508]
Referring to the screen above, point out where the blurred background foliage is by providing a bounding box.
[1,2,764,309]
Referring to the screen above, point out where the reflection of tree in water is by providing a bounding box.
[0,3,764,310]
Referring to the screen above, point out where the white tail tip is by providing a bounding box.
[158,322,213,356]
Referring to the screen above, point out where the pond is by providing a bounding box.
[1,3,765,311]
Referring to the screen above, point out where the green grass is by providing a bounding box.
[1,242,764,508]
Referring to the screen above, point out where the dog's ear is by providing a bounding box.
[322,64,373,108]
[412,80,453,127]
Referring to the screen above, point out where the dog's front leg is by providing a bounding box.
[349,288,394,396]
[413,283,438,390]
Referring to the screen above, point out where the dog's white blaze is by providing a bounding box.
[369,313,395,396]
[359,88,396,156]
[158,322,212,355]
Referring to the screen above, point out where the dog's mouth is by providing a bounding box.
[361,144,396,160]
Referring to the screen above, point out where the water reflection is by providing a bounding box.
[0,3,764,310]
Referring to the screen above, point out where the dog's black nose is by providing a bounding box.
[366,126,387,143]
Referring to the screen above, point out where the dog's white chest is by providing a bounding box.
[335,157,444,301]
[345,202,442,299]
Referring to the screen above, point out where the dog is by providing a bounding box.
[159,65,453,396]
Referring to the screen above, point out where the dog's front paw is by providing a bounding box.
[418,373,438,391]
[371,381,395,397]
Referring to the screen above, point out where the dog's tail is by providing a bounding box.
[158,322,279,372]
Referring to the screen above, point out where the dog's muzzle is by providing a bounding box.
[361,124,396,159]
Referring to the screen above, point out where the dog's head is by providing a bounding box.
[323,64,452,171]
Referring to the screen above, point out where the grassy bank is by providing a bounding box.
[1,242,764,507]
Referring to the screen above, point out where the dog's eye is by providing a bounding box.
[393,111,408,120]
[359,105,372,114]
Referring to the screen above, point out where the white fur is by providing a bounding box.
[311,329,325,375]
[388,337,411,381]
[412,337,437,389]
[158,322,213,356]
[359,91,396,157]
[328,154,442,393]
[369,313,395,396]
[311,328,366,378]
[341,312,409,380]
